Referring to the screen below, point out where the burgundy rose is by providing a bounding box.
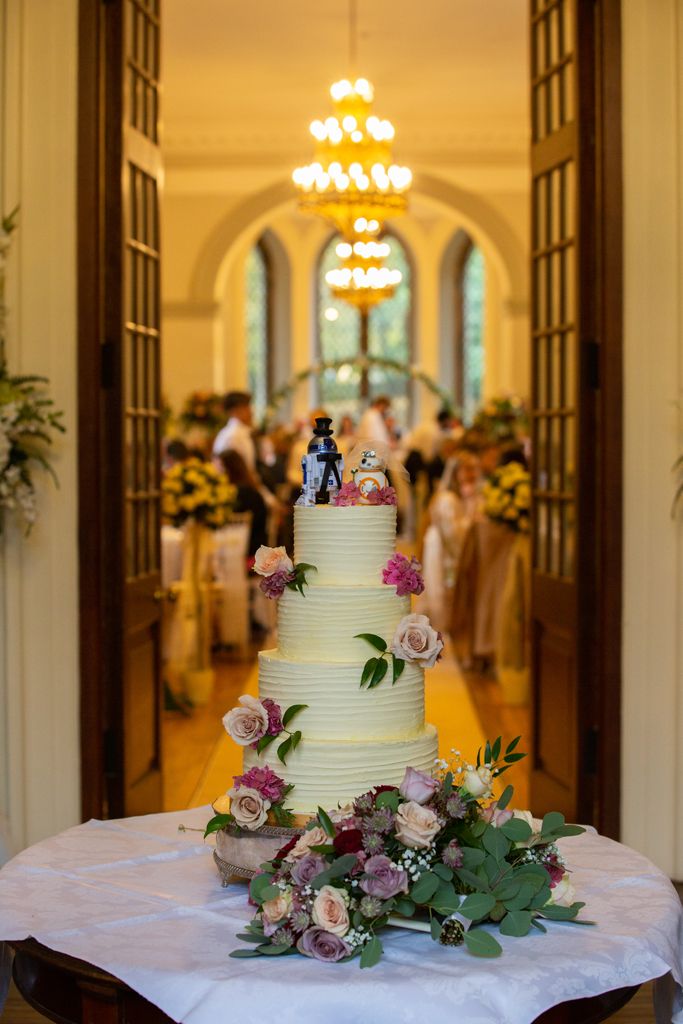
[332,828,364,856]
[275,835,299,862]
[360,855,409,899]
[290,853,327,886]
[297,927,351,962]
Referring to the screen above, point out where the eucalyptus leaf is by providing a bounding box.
[432,862,453,882]
[430,916,443,942]
[463,929,503,958]
[460,848,486,870]
[394,897,416,917]
[482,826,511,862]
[375,789,400,811]
[229,949,262,958]
[360,935,383,969]
[499,910,533,937]
[541,811,565,836]
[410,871,441,904]
[500,817,533,842]
[502,884,537,911]
[538,903,580,921]
[459,892,496,920]
[257,943,297,956]
[455,867,489,893]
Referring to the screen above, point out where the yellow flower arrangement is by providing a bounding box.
[162,458,236,530]
[483,463,531,533]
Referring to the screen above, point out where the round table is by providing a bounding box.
[9,939,640,1024]
[0,806,680,1024]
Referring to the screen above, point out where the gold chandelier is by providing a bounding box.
[292,77,412,241]
[325,236,402,313]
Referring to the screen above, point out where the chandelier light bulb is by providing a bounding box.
[342,115,357,132]
[336,242,353,258]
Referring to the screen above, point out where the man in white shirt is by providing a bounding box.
[357,395,392,446]
[212,391,256,470]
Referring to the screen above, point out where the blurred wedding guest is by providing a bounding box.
[404,408,457,490]
[162,437,189,472]
[213,391,256,470]
[417,449,483,633]
[336,414,356,458]
[479,439,502,478]
[499,443,529,470]
[358,395,392,445]
[219,449,267,557]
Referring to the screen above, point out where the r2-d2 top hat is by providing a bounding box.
[297,417,344,506]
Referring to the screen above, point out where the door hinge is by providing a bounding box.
[584,726,599,775]
[101,339,115,389]
[585,338,600,390]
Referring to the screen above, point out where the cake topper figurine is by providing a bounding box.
[350,448,389,503]
[297,416,344,505]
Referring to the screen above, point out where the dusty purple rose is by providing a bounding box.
[360,855,409,899]
[233,765,286,802]
[297,927,351,962]
[261,697,283,735]
[333,481,362,506]
[260,569,294,599]
[382,553,425,597]
[290,853,327,886]
[399,766,440,804]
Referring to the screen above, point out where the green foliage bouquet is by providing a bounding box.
[229,738,589,966]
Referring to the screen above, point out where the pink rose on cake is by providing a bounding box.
[222,694,269,745]
[253,545,294,577]
[390,613,444,668]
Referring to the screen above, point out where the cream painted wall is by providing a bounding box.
[621,0,683,879]
[0,0,80,860]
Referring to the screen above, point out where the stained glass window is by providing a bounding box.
[461,245,485,424]
[245,241,270,419]
[317,232,412,430]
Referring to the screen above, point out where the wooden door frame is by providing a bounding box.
[76,0,623,830]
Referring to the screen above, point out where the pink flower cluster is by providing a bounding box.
[261,698,283,736]
[382,553,425,596]
[366,486,397,506]
[259,569,294,599]
[333,481,362,506]
[233,765,287,803]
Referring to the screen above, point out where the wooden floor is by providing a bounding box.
[0,651,671,1022]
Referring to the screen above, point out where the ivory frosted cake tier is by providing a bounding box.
[277,585,410,662]
[294,504,396,585]
[258,649,425,740]
[243,725,439,814]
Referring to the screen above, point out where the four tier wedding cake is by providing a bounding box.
[244,503,439,813]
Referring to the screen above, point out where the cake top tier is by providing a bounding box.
[293,504,397,586]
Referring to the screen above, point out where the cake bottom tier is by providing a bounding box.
[242,724,439,814]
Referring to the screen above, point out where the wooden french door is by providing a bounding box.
[529,0,622,835]
[79,0,164,819]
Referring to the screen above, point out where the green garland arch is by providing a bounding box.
[260,356,457,431]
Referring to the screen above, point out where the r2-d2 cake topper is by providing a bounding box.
[350,448,389,503]
[297,416,344,506]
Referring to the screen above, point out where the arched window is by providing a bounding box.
[245,239,271,419]
[317,231,412,429]
[453,238,486,424]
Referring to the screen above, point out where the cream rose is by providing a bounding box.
[390,614,443,669]
[222,695,269,746]
[548,874,576,908]
[253,545,294,578]
[285,826,328,862]
[311,885,350,936]
[395,801,441,849]
[262,889,293,926]
[463,766,494,799]
[227,786,269,830]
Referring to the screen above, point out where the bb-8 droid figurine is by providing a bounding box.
[351,449,388,503]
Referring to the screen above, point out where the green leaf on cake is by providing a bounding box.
[317,805,336,837]
[276,736,292,764]
[289,730,302,751]
[256,733,277,755]
[354,633,388,653]
[391,655,405,685]
[203,813,232,838]
[282,703,308,728]
[368,657,389,689]
[360,657,379,688]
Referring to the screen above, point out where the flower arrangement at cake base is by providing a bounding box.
[209,738,591,965]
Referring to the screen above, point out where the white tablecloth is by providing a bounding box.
[1,806,681,1024]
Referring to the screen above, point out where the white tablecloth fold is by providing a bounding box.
[1,806,682,1024]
